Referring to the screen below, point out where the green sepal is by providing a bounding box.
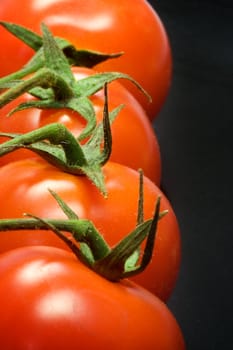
[47,189,96,265]
[0,21,42,50]
[0,21,123,87]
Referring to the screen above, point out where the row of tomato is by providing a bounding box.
[0,1,186,349]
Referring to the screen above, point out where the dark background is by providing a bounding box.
[148,1,233,349]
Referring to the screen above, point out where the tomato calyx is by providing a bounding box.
[0,172,166,281]
[0,21,123,86]
[0,23,150,139]
[0,85,116,196]
[0,23,137,140]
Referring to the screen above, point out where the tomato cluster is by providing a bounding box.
[0,1,186,349]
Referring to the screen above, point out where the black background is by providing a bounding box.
[148,1,233,349]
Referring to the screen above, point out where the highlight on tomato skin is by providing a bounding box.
[0,245,186,350]
[0,66,162,185]
[0,0,172,119]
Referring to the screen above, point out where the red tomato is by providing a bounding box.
[0,246,185,349]
[0,0,172,119]
[0,67,161,184]
[0,159,181,301]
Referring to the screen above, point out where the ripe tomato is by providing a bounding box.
[0,67,161,184]
[0,246,185,349]
[0,0,172,119]
[0,159,181,301]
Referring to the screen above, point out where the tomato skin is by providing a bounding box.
[0,0,172,119]
[0,159,181,301]
[0,245,185,350]
[0,67,161,184]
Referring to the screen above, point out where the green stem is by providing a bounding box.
[0,217,110,261]
[0,67,74,108]
[0,61,42,88]
[0,123,87,166]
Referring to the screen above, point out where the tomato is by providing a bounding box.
[0,246,185,349]
[0,67,161,184]
[0,159,181,301]
[0,0,172,119]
